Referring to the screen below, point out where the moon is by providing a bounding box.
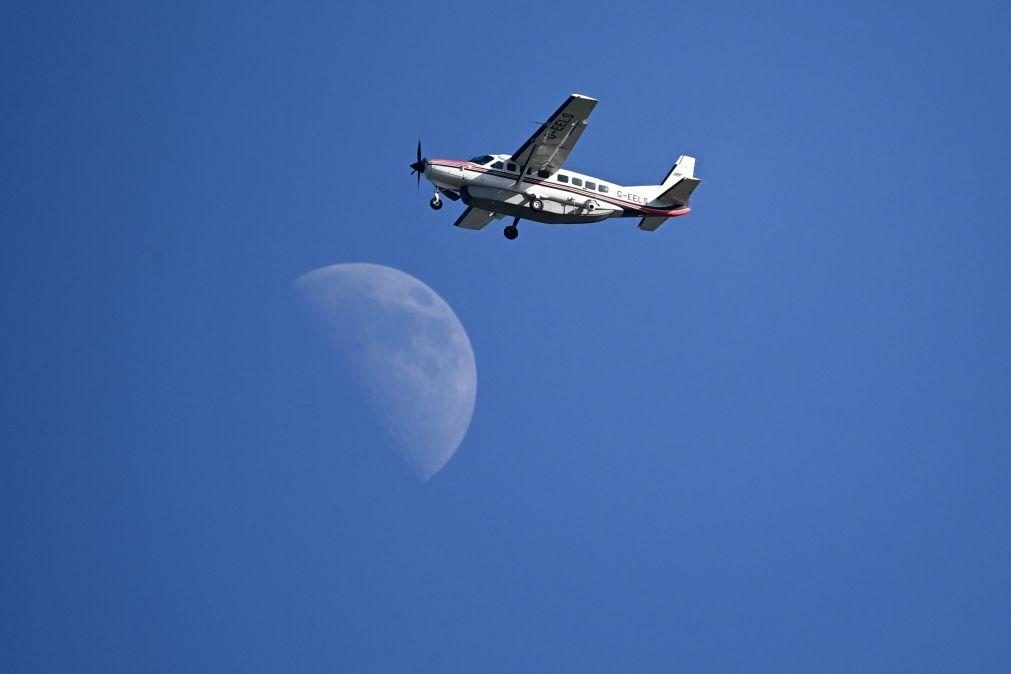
[293,263,477,480]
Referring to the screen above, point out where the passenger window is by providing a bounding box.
[598,184,609,193]
[491,161,504,169]
[507,163,517,172]
[571,177,583,187]
[585,181,596,190]
[557,174,569,183]
[537,169,551,178]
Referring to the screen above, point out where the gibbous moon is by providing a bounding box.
[294,263,477,480]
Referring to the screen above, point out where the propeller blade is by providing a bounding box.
[410,140,426,193]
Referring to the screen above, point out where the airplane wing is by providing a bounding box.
[511,94,597,176]
[453,206,501,230]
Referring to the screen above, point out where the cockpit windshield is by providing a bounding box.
[468,155,494,165]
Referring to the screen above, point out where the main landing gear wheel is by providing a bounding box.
[504,216,520,240]
[429,196,442,210]
[530,198,543,212]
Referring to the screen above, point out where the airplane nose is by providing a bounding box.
[410,159,427,174]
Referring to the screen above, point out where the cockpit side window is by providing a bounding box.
[491,161,504,169]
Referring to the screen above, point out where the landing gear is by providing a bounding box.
[429,195,442,210]
[530,197,543,211]
[503,217,520,240]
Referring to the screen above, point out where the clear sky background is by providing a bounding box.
[3,1,1010,672]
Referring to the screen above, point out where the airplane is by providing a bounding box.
[410,93,701,240]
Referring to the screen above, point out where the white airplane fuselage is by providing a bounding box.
[422,153,691,225]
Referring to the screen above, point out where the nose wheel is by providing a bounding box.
[503,217,520,240]
[429,195,443,210]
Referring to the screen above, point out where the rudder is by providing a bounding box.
[661,155,696,189]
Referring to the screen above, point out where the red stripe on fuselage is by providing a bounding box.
[428,160,691,217]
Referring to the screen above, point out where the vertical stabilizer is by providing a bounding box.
[661,155,696,190]
[651,155,701,208]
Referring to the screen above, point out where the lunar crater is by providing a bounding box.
[295,263,477,480]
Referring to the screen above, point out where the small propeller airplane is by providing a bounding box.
[410,93,701,240]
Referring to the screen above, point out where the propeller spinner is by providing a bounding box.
[409,140,427,189]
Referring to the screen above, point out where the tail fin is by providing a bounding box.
[662,155,696,187]
[655,155,701,207]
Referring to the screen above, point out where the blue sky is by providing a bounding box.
[3,1,1010,671]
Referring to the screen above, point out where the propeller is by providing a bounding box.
[409,140,427,190]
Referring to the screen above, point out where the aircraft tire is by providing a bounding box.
[429,197,442,210]
[503,225,519,240]
[530,198,543,211]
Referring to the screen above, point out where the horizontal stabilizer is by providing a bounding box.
[638,216,668,231]
[655,176,701,207]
